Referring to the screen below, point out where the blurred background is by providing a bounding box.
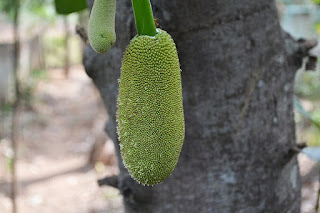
[1,0,320,212]
[0,0,122,212]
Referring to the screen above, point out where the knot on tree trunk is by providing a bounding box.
[283,30,318,71]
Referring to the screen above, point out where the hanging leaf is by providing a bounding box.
[54,0,87,15]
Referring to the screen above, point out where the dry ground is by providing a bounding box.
[0,66,123,213]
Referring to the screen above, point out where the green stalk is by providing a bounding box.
[131,0,157,36]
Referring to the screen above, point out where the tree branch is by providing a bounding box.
[289,142,307,154]
[97,175,119,188]
[283,31,318,71]
[297,38,318,53]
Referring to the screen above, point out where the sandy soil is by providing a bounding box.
[0,66,123,213]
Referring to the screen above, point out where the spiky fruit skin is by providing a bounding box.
[117,29,185,185]
[88,0,116,53]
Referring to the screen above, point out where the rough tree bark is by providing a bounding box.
[83,0,310,212]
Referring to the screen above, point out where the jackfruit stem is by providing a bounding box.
[131,0,157,36]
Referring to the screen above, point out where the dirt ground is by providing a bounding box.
[0,66,319,213]
[0,66,123,213]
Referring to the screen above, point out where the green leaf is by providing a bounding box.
[54,0,87,15]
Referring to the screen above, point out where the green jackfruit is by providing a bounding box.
[88,0,116,53]
[117,29,185,185]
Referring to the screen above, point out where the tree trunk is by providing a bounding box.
[11,0,21,212]
[64,17,70,78]
[84,0,305,212]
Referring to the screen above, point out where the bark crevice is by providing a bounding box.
[236,68,261,135]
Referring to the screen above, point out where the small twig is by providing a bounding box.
[284,31,318,70]
[297,38,318,52]
[297,38,318,71]
[290,147,301,153]
[97,175,119,188]
[75,25,88,44]
[297,142,307,150]
[289,142,307,154]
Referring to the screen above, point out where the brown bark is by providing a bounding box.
[84,0,307,212]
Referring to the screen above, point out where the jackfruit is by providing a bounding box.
[117,29,185,185]
[88,0,116,53]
